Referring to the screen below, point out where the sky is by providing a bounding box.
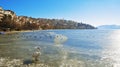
[0,0,120,26]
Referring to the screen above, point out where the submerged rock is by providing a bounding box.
[0,57,50,67]
[0,32,5,34]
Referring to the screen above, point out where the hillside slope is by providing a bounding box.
[0,7,96,31]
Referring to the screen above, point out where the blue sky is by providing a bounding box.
[0,0,120,26]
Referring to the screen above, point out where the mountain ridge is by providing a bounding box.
[98,25,120,29]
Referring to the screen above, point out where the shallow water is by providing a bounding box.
[0,29,120,67]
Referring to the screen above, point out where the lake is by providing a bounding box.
[0,29,120,67]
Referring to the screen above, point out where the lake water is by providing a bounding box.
[0,29,120,67]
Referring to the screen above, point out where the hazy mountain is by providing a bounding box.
[98,25,120,29]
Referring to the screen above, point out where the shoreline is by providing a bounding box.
[0,30,36,34]
[0,29,98,35]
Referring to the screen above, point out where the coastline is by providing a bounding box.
[0,30,35,34]
[0,29,98,35]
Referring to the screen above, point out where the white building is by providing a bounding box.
[4,11,11,15]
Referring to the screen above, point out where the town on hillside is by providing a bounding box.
[0,7,96,31]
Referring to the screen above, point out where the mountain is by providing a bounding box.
[98,25,120,29]
[0,7,96,31]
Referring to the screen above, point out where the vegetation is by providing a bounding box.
[0,7,96,31]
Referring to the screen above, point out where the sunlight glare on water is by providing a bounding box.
[101,30,120,67]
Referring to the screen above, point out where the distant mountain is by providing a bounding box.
[0,7,96,31]
[97,25,120,29]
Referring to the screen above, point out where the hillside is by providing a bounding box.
[0,7,96,31]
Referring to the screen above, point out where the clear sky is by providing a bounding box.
[0,0,120,26]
